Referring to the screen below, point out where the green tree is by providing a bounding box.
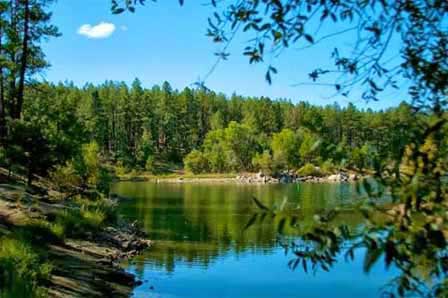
[298,129,320,165]
[184,150,209,174]
[252,150,273,175]
[224,121,257,171]
[6,120,52,186]
[271,129,299,170]
[0,0,59,123]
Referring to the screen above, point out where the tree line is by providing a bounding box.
[0,78,420,183]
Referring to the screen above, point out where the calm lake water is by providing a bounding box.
[113,182,395,298]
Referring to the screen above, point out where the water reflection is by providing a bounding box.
[113,182,390,298]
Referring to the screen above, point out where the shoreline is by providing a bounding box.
[116,171,364,184]
[0,180,151,298]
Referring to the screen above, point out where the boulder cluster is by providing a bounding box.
[236,171,360,184]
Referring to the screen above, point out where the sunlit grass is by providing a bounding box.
[0,237,52,298]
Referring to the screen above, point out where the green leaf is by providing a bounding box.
[252,196,270,211]
[363,246,383,273]
[243,213,258,231]
[304,34,314,44]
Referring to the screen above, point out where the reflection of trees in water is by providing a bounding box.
[115,182,363,274]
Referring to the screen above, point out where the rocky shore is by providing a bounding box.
[117,170,363,185]
[47,223,151,298]
[0,181,151,298]
[236,171,361,184]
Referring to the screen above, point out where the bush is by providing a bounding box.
[74,141,100,186]
[184,150,209,174]
[145,155,156,173]
[252,151,273,175]
[96,167,113,195]
[0,147,6,167]
[320,160,336,175]
[49,161,82,192]
[6,120,53,186]
[0,237,52,297]
[114,161,127,176]
[51,198,115,238]
[297,163,322,177]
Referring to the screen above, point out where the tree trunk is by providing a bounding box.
[27,164,33,187]
[14,0,30,119]
[7,0,17,119]
[0,18,6,142]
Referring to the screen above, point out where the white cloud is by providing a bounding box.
[78,22,116,39]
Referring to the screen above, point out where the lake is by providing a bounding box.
[113,182,395,298]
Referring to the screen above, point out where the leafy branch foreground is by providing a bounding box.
[247,118,448,297]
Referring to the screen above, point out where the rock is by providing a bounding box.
[327,174,340,181]
[279,176,289,183]
[349,173,358,181]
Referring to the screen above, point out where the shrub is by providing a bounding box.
[320,160,336,175]
[80,205,106,228]
[145,155,156,173]
[74,141,100,186]
[252,151,273,175]
[184,150,209,174]
[96,167,112,195]
[115,161,127,176]
[49,161,82,192]
[0,147,6,167]
[297,163,322,177]
[0,237,52,297]
[42,197,117,239]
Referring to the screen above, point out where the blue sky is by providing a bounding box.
[42,1,406,110]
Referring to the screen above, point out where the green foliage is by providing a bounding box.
[78,141,100,185]
[50,197,117,239]
[137,129,154,167]
[5,120,53,185]
[184,150,209,174]
[350,144,370,170]
[15,80,418,177]
[297,163,322,177]
[252,150,273,175]
[298,129,321,164]
[145,155,156,173]
[96,167,113,195]
[202,129,229,172]
[224,121,258,170]
[271,129,299,169]
[320,160,336,176]
[114,1,447,297]
[0,237,52,297]
[49,161,82,192]
[115,161,127,176]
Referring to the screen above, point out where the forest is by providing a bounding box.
[2,79,418,183]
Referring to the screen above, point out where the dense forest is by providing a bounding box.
[3,79,417,182]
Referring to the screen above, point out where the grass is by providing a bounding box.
[42,197,118,239]
[0,193,120,296]
[0,236,52,298]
